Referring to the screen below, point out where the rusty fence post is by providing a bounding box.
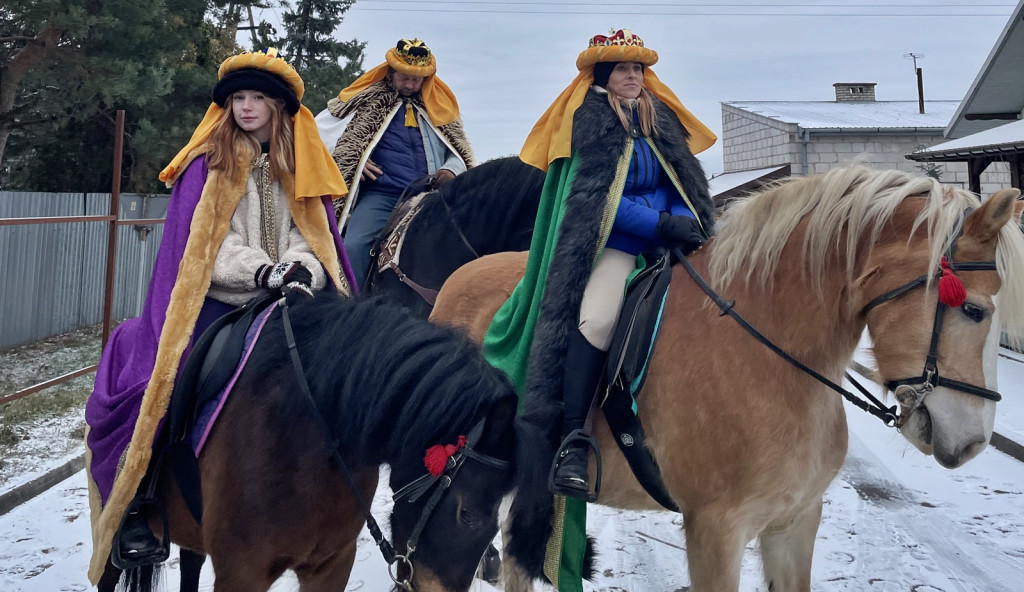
[101,110,125,348]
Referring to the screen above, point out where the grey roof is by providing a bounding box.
[946,0,1024,139]
[708,165,789,198]
[907,119,1024,162]
[723,100,960,131]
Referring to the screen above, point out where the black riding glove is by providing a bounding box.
[656,213,705,255]
[255,261,313,292]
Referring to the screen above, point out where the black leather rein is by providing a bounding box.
[672,241,1002,429]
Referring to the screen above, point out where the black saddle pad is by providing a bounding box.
[605,249,673,396]
[168,293,277,443]
[601,249,679,512]
[164,292,277,522]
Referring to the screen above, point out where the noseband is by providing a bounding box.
[278,299,510,591]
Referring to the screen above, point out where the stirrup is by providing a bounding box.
[111,497,171,570]
[548,429,602,502]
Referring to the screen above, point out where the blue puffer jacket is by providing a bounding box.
[365,102,429,196]
[605,137,695,255]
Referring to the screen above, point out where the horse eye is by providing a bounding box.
[961,302,986,323]
[459,507,482,529]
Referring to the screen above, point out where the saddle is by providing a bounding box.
[164,292,279,522]
[601,248,680,512]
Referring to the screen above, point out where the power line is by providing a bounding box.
[349,6,1012,16]
[357,0,1014,5]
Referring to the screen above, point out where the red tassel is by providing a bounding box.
[424,445,449,477]
[938,257,966,308]
[423,436,469,477]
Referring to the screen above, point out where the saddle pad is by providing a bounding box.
[601,249,679,512]
[605,249,673,398]
[191,301,279,454]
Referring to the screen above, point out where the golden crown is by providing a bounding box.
[589,29,645,49]
[394,38,432,67]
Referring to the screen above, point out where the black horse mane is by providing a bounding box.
[415,156,545,251]
[249,294,518,463]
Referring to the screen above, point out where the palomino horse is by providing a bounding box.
[429,165,1024,591]
[97,295,526,592]
[365,156,544,317]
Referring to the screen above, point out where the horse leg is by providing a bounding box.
[178,548,206,592]
[209,554,276,592]
[293,538,358,592]
[758,500,822,592]
[684,509,747,592]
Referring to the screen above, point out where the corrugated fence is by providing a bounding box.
[0,191,168,348]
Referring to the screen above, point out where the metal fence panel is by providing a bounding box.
[0,191,166,348]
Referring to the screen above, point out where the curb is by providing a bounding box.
[0,454,84,517]
[848,360,1024,464]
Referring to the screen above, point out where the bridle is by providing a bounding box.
[278,299,510,591]
[859,219,1001,421]
[673,212,1002,429]
[373,177,479,306]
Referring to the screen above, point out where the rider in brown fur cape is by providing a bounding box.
[315,38,475,286]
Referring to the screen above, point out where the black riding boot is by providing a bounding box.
[113,507,162,567]
[552,328,606,498]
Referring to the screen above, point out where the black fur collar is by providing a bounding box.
[506,88,714,576]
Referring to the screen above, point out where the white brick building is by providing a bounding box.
[718,83,1010,196]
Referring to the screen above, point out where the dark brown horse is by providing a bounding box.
[97,295,526,592]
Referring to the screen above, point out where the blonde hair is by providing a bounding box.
[607,87,658,137]
[206,95,295,182]
[708,164,1024,343]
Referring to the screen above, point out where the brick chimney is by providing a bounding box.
[833,82,876,102]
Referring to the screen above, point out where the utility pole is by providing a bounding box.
[904,52,925,114]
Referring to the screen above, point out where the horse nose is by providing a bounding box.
[934,437,988,468]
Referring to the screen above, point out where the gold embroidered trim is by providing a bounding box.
[253,153,278,262]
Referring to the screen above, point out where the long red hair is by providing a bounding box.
[206,95,295,182]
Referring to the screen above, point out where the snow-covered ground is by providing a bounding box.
[2,348,1024,591]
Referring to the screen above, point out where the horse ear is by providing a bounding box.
[963,188,1022,243]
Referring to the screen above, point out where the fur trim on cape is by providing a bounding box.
[86,152,348,582]
[506,89,714,576]
[325,78,474,218]
[528,89,713,427]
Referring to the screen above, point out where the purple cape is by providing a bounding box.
[85,156,355,502]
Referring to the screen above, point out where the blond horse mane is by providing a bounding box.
[709,164,1024,343]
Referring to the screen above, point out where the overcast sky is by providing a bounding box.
[264,1,1017,176]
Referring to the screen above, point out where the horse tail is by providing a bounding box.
[114,564,164,592]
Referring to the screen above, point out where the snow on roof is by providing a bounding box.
[723,100,960,131]
[708,165,788,198]
[907,118,1024,161]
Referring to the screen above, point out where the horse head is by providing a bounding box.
[859,187,1024,468]
[385,394,519,591]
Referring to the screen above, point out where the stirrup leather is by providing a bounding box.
[548,429,602,502]
[111,496,171,570]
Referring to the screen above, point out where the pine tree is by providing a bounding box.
[1,0,363,192]
[276,0,365,112]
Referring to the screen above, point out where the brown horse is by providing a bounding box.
[429,165,1024,591]
[96,295,526,592]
